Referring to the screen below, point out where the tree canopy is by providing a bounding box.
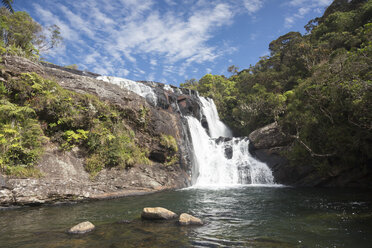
[181,0,372,172]
[0,7,62,58]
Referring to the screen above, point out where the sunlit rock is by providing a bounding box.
[141,207,177,220]
[68,221,95,234]
[179,213,203,226]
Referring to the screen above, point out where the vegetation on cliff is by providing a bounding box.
[0,72,151,177]
[0,5,180,177]
[182,0,371,172]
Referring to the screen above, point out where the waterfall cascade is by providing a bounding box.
[97,76,157,106]
[188,96,274,187]
[96,75,274,187]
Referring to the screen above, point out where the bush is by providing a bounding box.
[160,134,178,153]
[1,72,150,177]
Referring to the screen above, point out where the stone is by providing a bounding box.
[224,145,233,159]
[68,221,95,234]
[178,213,203,226]
[248,122,292,149]
[141,207,177,220]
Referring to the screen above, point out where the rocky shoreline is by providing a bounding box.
[0,56,201,207]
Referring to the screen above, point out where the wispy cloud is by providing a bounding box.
[284,0,331,28]
[243,0,264,14]
[33,0,240,78]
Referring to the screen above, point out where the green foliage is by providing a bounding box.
[159,134,179,166]
[160,134,178,153]
[85,154,104,178]
[61,129,89,150]
[1,72,150,177]
[1,0,14,13]
[182,0,372,171]
[0,100,46,177]
[0,7,62,59]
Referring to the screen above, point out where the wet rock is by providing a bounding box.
[177,95,202,118]
[249,122,292,149]
[224,145,233,159]
[178,213,203,226]
[68,221,95,234]
[149,150,167,163]
[141,207,177,220]
[215,137,233,144]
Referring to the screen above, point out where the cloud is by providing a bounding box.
[243,0,264,14]
[30,0,268,81]
[33,3,79,41]
[284,0,331,28]
[288,0,331,7]
[150,59,157,66]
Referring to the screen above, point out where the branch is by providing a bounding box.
[277,122,336,158]
[289,129,336,157]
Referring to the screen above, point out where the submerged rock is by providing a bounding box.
[68,221,95,234]
[178,213,203,226]
[141,207,177,220]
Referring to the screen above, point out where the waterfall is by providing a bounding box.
[97,76,157,106]
[199,97,232,138]
[188,97,274,187]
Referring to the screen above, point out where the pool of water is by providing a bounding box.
[1,186,372,247]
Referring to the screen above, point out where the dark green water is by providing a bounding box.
[1,186,372,248]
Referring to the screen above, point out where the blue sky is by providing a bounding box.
[14,0,332,86]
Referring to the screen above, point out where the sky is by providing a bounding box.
[14,0,332,86]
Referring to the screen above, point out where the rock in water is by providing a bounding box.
[179,213,203,226]
[141,207,177,220]
[68,221,95,234]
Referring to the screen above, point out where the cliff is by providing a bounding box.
[249,123,372,188]
[0,55,202,206]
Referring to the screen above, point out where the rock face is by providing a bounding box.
[249,122,372,187]
[68,221,95,234]
[178,213,203,226]
[249,123,292,150]
[248,123,294,185]
[0,55,201,207]
[141,207,177,220]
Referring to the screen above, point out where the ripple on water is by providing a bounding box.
[0,187,371,248]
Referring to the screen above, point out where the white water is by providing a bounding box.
[188,97,274,187]
[97,76,157,106]
[200,97,232,138]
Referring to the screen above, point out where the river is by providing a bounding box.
[1,186,371,247]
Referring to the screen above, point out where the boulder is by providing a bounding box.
[178,213,203,226]
[68,221,95,234]
[248,122,292,149]
[141,207,177,220]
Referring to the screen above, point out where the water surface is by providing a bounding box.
[1,186,371,247]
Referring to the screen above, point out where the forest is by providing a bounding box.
[181,0,372,171]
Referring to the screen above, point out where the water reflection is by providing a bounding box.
[1,187,371,247]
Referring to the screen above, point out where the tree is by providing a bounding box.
[35,24,62,52]
[227,65,239,75]
[1,0,13,13]
[0,7,62,56]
